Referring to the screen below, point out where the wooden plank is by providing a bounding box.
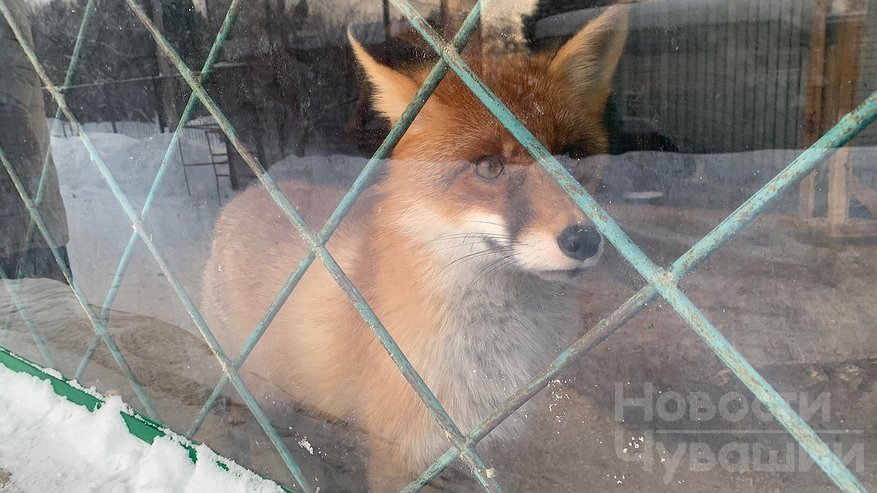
[832,0,865,123]
[838,219,877,237]
[822,42,846,232]
[798,0,829,218]
[826,148,851,235]
[825,0,865,236]
[803,0,830,140]
[792,0,808,148]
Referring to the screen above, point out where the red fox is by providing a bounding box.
[203,5,628,491]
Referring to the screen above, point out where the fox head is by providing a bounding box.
[350,6,629,281]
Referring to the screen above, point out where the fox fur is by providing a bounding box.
[202,5,629,491]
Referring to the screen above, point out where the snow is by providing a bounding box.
[0,362,283,493]
[296,438,314,456]
[50,121,367,332]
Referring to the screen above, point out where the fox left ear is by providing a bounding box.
[348,30,446,130]
[548,5,630,115]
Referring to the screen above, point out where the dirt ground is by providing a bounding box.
[1,203,876,492]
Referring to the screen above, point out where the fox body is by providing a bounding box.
[203,6,628,491]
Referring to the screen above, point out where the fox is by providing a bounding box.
[202,5,629,491]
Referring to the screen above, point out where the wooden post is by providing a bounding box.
[826,148,850,235]
[798,0,828,218]
[823,0,865,236]
[798,0,875,237]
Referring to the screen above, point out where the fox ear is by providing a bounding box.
[348,31,445,129]
[548,5,629,113]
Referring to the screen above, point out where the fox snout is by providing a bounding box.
[557,224,603,263]
[509,215,604,280]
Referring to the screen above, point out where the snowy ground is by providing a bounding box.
[51,123,368,333]
[0,361,281,493]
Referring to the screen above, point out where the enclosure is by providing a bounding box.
[1,0,876,491]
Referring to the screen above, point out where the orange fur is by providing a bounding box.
[202,6,629,491]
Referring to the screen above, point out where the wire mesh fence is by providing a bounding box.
[1,0,876,491]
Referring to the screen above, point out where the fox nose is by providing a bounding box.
[557,225,602,261]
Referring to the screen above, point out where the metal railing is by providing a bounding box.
[1,0,875,491]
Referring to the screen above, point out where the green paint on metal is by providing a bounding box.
[0,345,170,456]
[0,345,99,411]
[2,0,875,490]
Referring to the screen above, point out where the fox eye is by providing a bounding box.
[561,144,588,160]
[473,156,505,180]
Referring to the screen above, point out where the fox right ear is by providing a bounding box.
[547,5,630,117]
[348,31,445,129]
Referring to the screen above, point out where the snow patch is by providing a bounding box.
[0,363,282,492]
